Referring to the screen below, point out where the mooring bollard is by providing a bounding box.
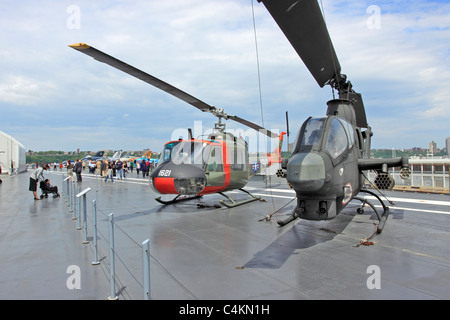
[142,239,151,300]
[107,213,118,300]
[76,187,92,243]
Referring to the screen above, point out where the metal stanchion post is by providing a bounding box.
[82,195,88,243]
[76,185,82,230]
[62,175,66,199]
[64,176,71,205]
[70,178,74,212]
[76,187,91,243]
[142,239,151,300]
[107,213,118,300]
[92,200,100,265]
[73,180,77,219]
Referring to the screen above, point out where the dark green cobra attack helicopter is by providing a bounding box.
[258,0,410,231]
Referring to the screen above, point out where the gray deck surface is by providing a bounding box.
[0,169,449,300]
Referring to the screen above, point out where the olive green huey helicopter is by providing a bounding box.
[257,0,410,230]
[68,48,285,208]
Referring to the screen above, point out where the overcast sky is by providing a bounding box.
[1,0,449,153]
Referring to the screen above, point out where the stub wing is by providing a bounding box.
[358,157,409,171]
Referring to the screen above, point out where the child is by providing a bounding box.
[42,179,59,196]
[104,162,115,183]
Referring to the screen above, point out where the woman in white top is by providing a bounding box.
[29,164,48,200]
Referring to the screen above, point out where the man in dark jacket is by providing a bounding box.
[140,160,147,178]
[74,159,83,182]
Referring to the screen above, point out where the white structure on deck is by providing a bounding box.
[408,156,450,189]
[0,131,27,174]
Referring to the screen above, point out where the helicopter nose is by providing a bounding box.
[286,152,326,192]
[151,163,206,195]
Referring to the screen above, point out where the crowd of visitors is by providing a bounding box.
[43,158,157,181]
[28,158,157,200]
[41,158,156,176]
[94,158,156,182]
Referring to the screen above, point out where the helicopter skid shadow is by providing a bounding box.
[242,217,350,270]
[112,199,223,222]
[104,208,162,222]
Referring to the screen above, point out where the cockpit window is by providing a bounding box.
[342,119,355,149]
[325,118,348,159]
[300,118,325,148]
[170,141,211,168]
[160,141,180,163]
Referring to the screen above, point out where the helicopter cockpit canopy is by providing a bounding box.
[297,117,325,151]
[160,141,180,163]
[294,116,355,162]
[325,118,349,159]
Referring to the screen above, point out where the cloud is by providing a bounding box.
[0,75,56,105]
[318,0,450,148]
[0,0,449,152]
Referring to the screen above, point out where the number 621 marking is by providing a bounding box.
[159,170,171,177]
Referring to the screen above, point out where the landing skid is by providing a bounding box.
[277,206,304,227]
[353,189,390,233]
[277,189,390,231]
[155,195,202,205]
[155,189,263,208]
[218,189,264,208]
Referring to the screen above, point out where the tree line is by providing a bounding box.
[27,152,90,164]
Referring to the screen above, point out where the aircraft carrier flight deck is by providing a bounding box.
[0,169,449,300]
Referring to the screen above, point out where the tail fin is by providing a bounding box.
[267,131,286,167]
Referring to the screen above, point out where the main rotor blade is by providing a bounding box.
[228,115,279,138]
[69,43,213,112]
[258,0,341,87]
[69,43,278,137]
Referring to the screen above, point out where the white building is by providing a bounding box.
[0,131,27,174]
[408,156,449,189]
